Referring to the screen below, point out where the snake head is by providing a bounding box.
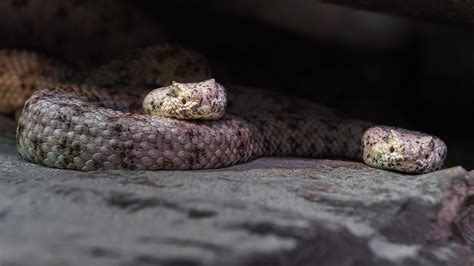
[362,126,447,174]
[143,79,227,120]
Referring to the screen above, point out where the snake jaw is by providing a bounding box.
[362,126,447,174]
[143,79,226,120]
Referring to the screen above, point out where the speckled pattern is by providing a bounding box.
[2,45,447,172]
[15,84,373,171]
[0,0,164,66]
[362,126,447,173]
[143,79,227,120]
[0,50,80,114]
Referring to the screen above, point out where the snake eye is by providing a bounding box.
[389,146,395,153]
[181,98,187,104]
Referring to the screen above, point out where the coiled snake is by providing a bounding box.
[0,45,447,173]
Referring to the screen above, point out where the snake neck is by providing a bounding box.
[244,112,373,160]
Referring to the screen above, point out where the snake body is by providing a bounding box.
[0,0,163,66]
[0,45,447,173]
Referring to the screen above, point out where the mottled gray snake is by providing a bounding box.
[0,45,447,173]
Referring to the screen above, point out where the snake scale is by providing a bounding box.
[0,44,447,173]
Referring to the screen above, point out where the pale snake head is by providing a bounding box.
[362,126,447,173]
[143,79,227,120]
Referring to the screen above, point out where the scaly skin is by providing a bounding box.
[143,79,227,120]
[0,45,447,173]
[0,50,79,114]
[362,126,447,173]
[0,0,164,66]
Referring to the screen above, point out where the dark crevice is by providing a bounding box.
[139,236,228,253]
[86,246,121,258]
[187,208,216,219]
[128,255,202,266]
[0,209,9,220]
[223,221,305,240]
[106,192,217,220]
[106,192,180,212]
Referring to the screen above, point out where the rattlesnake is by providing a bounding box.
[0,45,447,173]
[0,0,164,66]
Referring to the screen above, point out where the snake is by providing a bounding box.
[0,44,447,173]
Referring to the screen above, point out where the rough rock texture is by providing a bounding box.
[0,116,472,266]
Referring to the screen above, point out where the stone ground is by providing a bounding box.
[0,116,473,266]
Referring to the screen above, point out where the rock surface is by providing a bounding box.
[0,116,472,266]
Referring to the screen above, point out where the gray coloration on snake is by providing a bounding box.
[143,79,227,120]
[0,45,447,173]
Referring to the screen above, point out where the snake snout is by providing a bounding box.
[143,79,226,120]
[362,126,447,174]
